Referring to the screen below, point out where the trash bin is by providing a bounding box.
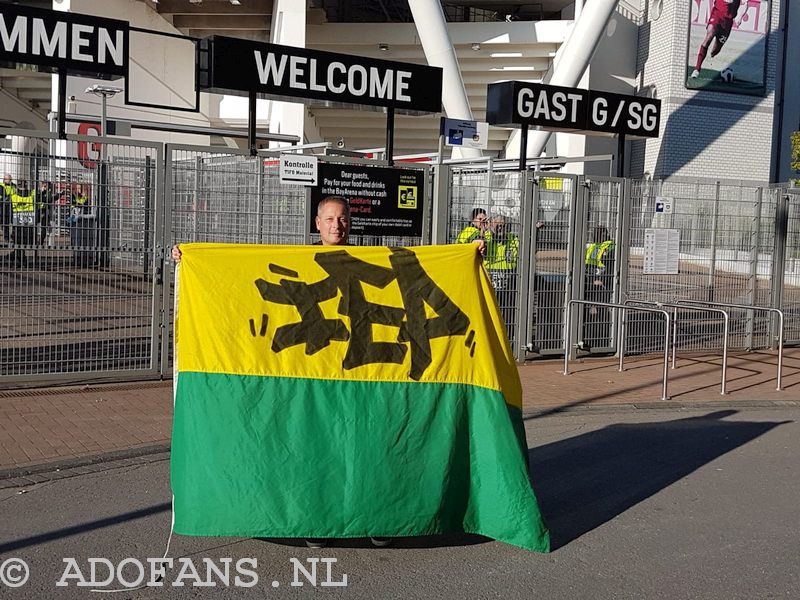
[69,216,96,267]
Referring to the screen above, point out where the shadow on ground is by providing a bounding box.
[528,410,791,550]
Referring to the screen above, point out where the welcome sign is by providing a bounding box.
[0,4,128,78]
[199,36,443,113]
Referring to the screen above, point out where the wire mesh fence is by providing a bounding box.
[1,130,797,387]
[0,132,161,382]
[626,178,782,354]
[447,166,523,345]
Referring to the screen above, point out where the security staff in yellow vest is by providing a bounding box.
[581,225,615,351]
[36,180,55,246]
[457,207,490,244]
[485,215,519,287]
[8,181,35,266]
[67,184,95,267]
[485,215,520,339]
[1,173,15,244]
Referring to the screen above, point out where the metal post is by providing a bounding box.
[616,133,626,178]
[746,187,763,349]
[386,107,395,166]
[563,301,572,375]
[771,192,789,347]
[143,155,152,274]
[721,311,729,395]
[516,172,535,360]
[57,69,67,140]
[708,181,721,300]
[519,125,528,171]
[618,306,625,372]
[248,92,257,156]
[431,164,450,245]
[672,309,678,369]
[662,313,671,401]
[777,310,784,391]
[256,156,264,242]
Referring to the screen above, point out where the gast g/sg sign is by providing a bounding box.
[487,81,661,138]
[0,3,128,79]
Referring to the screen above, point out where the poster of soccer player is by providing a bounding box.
[685,0,770,95]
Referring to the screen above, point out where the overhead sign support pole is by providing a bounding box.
[617,133,626,177]
[386,107,395,166]
[248,92,257,156]
[57,69,68,139]
[519,125,528,171]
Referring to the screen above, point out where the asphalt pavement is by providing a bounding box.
[1,405,798,599]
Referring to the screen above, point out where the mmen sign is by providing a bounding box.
[0,4,128,79]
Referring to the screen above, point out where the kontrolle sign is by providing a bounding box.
[487,81,661,138]
[0,4,128,79]
[199,36,443,113]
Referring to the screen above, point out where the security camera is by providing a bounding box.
[335,137,345,149]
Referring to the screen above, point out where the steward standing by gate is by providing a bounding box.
[485,215,519,336]
[9,180,35,267]
[36,180,55,247]
[582,225,615,349]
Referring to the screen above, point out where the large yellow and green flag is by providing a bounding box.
[172,243,549,552]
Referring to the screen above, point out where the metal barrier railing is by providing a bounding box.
[626,300,730,395]
[564,300,672,401]
[676,300,785,391]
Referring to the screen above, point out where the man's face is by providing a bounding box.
[3,175,10,185]
[473,213,488,230]
[316,201,350,246]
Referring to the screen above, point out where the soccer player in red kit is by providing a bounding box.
[691,0,749,79]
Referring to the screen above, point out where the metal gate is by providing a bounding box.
[0,129,162,385]
[441,164,799,362]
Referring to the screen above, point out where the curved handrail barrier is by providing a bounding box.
[625,300,730,395]
[564,300,672,401]
[676,300,784,391]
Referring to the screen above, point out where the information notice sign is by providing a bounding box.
[311,163,424,237]
[280,154,317,186]
[643,228,680,275]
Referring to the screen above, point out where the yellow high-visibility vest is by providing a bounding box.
[486,235,519,271]
[585,240,614,269]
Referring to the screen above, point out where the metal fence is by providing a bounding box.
[0,130,161,384]
[1,129,797,387]
[441,163,799,360]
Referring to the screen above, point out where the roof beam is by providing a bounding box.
[155,0,272,16]
[172,14,270,29]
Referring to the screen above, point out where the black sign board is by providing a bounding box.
[311,163,425,237]
[200,36,443,114]
[586,90,661,137]
[0,4,128,79]
[487,81,661,138]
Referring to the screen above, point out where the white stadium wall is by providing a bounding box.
[632,0,781,181]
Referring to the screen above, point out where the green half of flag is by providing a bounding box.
[172,372,549,552]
